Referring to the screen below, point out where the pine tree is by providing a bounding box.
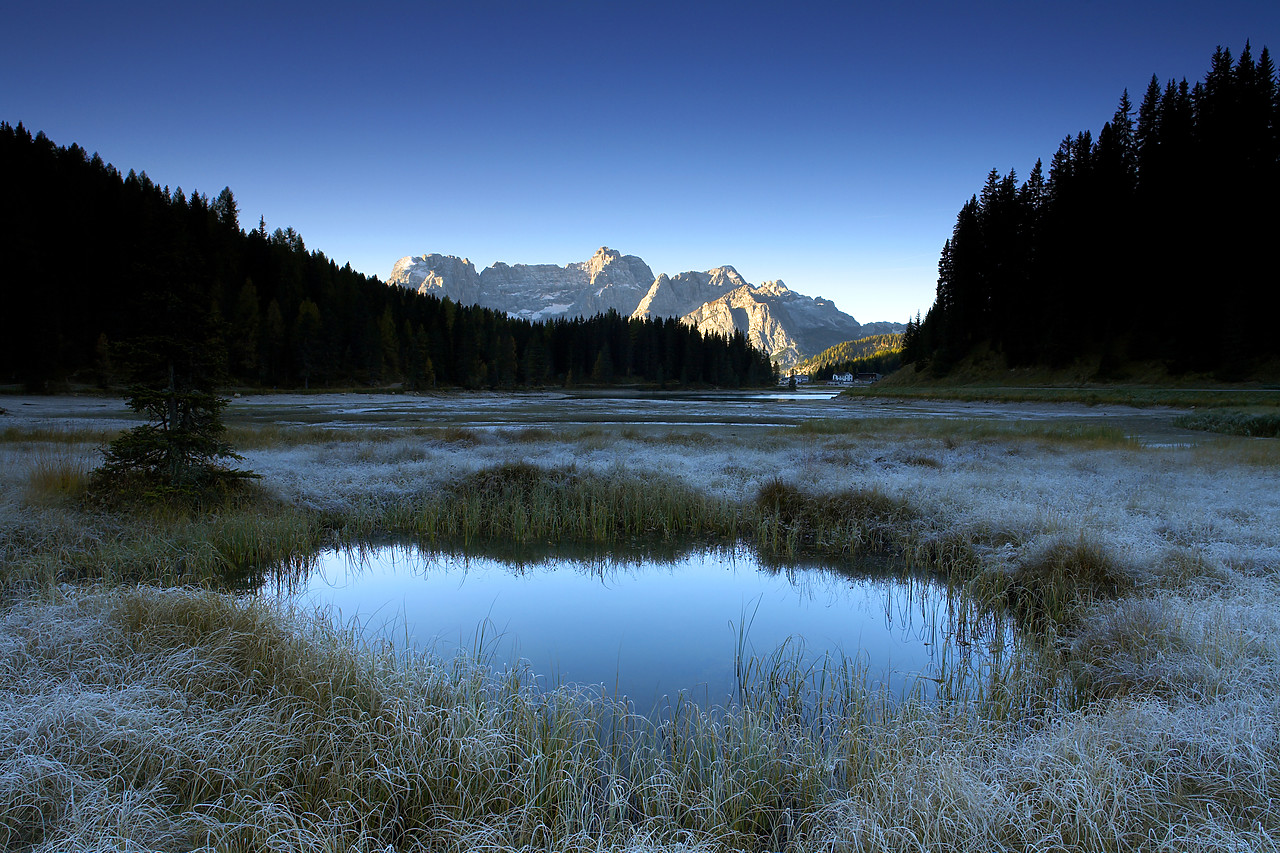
[92,273,253,501]
[231,280,261,377]
[591,345,614,383]
[294,299,323,389]
[495,333,518,386]
[212,187,239,231]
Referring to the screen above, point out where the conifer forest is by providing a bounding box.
[0,123,775,393]
[902,44,1280,379]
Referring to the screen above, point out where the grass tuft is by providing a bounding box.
[1007,536,1133,626]
[407,462,738,546]
[754,479,915,556]
[427,424,482,446]
[22,445,94,504]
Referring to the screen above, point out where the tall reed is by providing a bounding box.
[405,463,740,546]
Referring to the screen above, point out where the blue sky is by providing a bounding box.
[4,1,1277,323]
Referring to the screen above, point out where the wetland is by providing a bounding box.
[1,388,1278,852]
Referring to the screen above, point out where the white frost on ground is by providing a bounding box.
[235,423,1280,583]
[2,393,1280,850]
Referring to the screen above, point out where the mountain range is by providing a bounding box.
[387,247,902,369]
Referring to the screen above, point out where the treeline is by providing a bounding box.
[0,123,775,392]
[794,334,902,379]
[902,44,1280,379]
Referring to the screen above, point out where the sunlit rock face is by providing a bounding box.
[387,247,889,368]
[570,247,655,317]
[387,247,653,322]
[631,266,748,321]
[387,254,483,306]
[678,280,863,370]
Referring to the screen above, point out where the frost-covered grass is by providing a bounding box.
[848,381,1280,409]
[1,394,1279,850]
[1175,408,1280,438]
[0,580,1276,851]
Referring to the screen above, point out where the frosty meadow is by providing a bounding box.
[1,390,1278,851]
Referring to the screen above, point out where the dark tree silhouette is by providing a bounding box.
[904,44,1279,379]
[0,121,777,392]
[93,269,254,500]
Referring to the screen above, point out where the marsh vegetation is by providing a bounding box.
[1,391,1277,851]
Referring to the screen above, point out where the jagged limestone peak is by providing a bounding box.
[386,247,898,367]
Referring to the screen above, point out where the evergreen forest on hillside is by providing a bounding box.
[0,123,775,392]
[901,44,1280,380]
[793,334,903,379]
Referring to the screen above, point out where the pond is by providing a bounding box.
[270,545,1011,711]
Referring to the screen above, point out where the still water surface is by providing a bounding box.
[276,546,1006,709]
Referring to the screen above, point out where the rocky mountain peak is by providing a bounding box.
[587,246,622,278]
[386,247,901,369]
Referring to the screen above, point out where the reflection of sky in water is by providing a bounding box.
[280,547,1001,710]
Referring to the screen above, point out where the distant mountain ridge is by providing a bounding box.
[388,247,903,368]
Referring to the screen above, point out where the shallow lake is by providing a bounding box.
[219,388,1201,446]
[272,545,1009,710]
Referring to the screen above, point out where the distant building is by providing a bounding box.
[855,372,881,383]
[831,372,854,384]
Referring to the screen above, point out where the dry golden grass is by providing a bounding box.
[20,445,94,505]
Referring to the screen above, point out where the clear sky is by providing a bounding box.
[4,1,1277,324]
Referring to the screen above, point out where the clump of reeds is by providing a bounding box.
[1007,535,1133,626]
[407,462,739,545]
[908,530,985,579]
[500,426,556,443]
[1,481,325,591]
[0,424,120,445]
[21,445,94,504]
[898,452,943,468]
[753,478,915,557]
[420,424,482,446]
[642,430,720,448]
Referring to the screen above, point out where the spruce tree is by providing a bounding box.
[92,271,253,501]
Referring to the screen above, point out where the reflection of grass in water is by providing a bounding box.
[405,538,720,573]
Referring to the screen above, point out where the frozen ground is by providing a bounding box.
[2,391,1279,850]
[1,390,1272,573]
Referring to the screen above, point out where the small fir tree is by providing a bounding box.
[92,272,254,502]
